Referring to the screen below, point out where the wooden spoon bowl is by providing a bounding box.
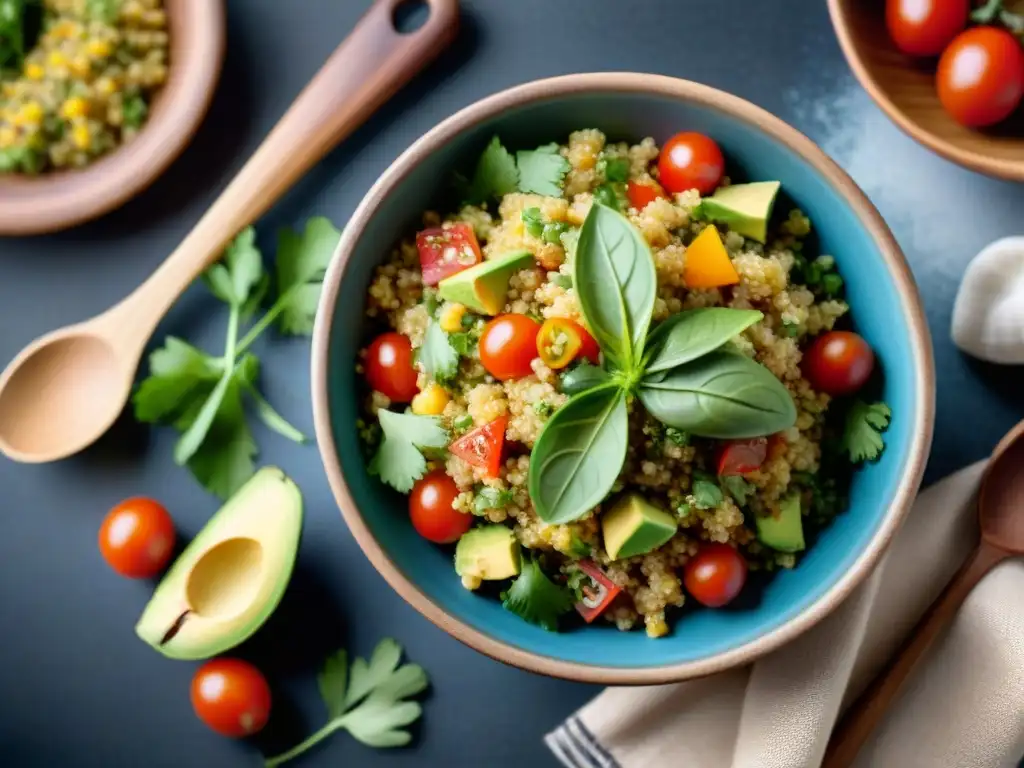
[0,0,226,236]
[827,0,1024,181]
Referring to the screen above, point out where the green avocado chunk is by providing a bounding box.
[700,181,781,244]
[601,493,678,561]
[135,467,303,660]
[756,491,805,553]
[438,249,535,315]
[455,525,522,580]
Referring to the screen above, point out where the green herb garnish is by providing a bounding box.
[452,414,474,432]
[122,92,148,130]
[593,183,622,212]
[501,556,576,631]
[527,204,796,524]
[368,410,448,493]
[542,220,569,244]
[473,486,514,515]
[416,321,459,382]
[460,136,519,204]
[841,400,891,463]
[264,639,428,766]
[522,206,545,237]
[720,475,755,506]
[533,400,555,418]
[516,143,570,197]
[567,534,592,558]
[664,427,689,446]
[692,478,724,509]
[602,156,630,182]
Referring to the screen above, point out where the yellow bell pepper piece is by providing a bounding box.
[683,226,740,289]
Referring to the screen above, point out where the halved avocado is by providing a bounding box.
[135,467,303,660]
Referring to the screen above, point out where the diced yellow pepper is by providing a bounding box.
[71,123,92,150]
[683,226,740,288]
[438,302,467,333]
[411,384,450,416]
[47,51,66,68]
[15,102,43,127]
[24,63,44,80]
[86,40,113,58]
[60,97,90,120]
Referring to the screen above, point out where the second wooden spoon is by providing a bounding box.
[0,0,459,464]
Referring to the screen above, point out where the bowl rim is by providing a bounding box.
[825,0,1024,182]
[310,72,936,685]
[0,0,226,236]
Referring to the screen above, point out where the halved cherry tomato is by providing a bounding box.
[572,560,623,623]
[684,543,748,608]
[479,314,541,380]
[658,132,725,196]
[937,26,1024,128]
[717,438,768,476]
[626,181,663,212]
[98,497,175,579]
[886,0,968,57]
[409,470,471,544]
[449,415,508,478]
[191,659,271,738]
[536,318,600,370]
[803,330,875,396]
[416,222,482,286]
[365,332,420,403]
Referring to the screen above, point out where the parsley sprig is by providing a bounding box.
[459,137,570,204]
[369,410,448,493]
[501,555,575,631]
[133,218,341,499]
[841,400,891,463]
[264,638,429,767]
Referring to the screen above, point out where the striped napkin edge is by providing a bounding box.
[545,716,623,768]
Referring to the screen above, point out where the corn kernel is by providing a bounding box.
[439,303,467,333]
[47,51,66,68]
[87,40,113,58]
[0,127,16,149]
[94,76,117,96]
[70,56,91,77]
[15,102,43,127]
[411,384,450,416]
[60,97,90,120]
[24,63,44,80]
[71,123,92,150]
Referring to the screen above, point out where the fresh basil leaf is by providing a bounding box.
[644,308,763,374]
[558,362,611,395]
[638,351,797,439]
[529,384,629,524]
[573,203,656,371]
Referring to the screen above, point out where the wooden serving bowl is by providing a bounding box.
[0,0,225,235]
[828,0,1024,181]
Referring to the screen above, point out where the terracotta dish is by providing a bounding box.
[0,0,226,236]
[827,0,1024,182]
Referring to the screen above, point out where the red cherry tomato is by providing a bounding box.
[98,497,175,579]
[191,659,271,738]
[626,181,664,211]
[449,416,507,478]
[684,543,748,608]
[803,331,876,396]
[479,314,541,381]
[365,332,420,403]
[717,438,768,476]
[937,26,1024,128]
[409,470,471,544]
[572,560,623,624]
[415,222,483,286]
[657,132,725,196]
[885,0,968,57]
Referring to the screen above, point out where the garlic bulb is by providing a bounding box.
[951,237,1024,365]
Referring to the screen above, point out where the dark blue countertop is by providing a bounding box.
[1,1,1022,765]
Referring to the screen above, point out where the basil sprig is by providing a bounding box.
[528,203,797,524]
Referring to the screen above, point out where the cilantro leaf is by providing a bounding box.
[602,156,630,183]
[721,475,755,506]
[473,486,513,515]
[522,206,545,237]
[516,143,570,198]
[370,410,448,493]
[501,556,575,631]
[121,92,148,131]
[665,427,689,446]
[265,639,429,767]
[842,400,891,463]
[692,478,724,509]
[185,373,258,499]
[274,216,342,335]
[448,330,477,356]
[203,227,265,308]
[462,136,518,204]
[416,321,459,382]
[133,337,222,423]
[568,534,592,558]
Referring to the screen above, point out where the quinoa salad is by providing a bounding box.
[357,129,892,638]
[0,0,168,174]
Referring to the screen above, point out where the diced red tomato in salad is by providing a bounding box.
[717,438,768,476]
[572,560,622,623]
[416,223,482,286]
[626,181,663,212]
[449,415,508,477]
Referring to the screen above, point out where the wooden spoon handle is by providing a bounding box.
[822,540,1008,767]
[106,0,459,338]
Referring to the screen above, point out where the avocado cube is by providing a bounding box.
[700,181,781,244]
[438,250,535,315]
[755,491,805,553]
[455,525,521,580]
[601,493,677,561]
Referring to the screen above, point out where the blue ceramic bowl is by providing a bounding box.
[311,74,935,684]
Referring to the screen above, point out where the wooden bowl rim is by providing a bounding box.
[0,0,226,235]
[826,0,1024,182]
[310,72,936,685]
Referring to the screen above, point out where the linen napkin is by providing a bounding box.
[545,461,1024,768]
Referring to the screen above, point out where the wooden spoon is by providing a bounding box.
[0,0,458,464]
[823,419,1024,767]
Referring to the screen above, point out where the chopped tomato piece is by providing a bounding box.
[536,318,600,370]
[416,223,482,286]
[572,560,622,623]
[683,226,739,288]
[717,438,768,476]
[449,415,508,477]
[626,181,663,212]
